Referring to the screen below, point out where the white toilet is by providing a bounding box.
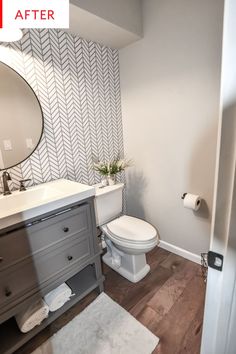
[94,183,159,283]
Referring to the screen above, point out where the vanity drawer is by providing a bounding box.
[0,235,91,310]
[0,203,92,270]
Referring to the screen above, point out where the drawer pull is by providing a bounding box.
[67,255,73,261]
[63,227,69,233]
[5,288,12,297]
[0,257,3,263]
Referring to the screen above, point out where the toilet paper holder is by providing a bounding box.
[181,193,187,200]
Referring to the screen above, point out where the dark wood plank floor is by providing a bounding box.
[16,248,205,354]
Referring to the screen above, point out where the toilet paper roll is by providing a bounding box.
[183,193,201,211]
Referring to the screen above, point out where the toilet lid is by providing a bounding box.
[107,215,157,242]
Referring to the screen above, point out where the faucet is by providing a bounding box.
[2,171,12,195]
[19,179,31,191]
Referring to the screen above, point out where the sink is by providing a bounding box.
[0,179,95,230]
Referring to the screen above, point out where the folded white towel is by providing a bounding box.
[44,283,72,312]
[15,299,49,333]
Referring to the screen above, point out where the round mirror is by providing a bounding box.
[0,62,43,170]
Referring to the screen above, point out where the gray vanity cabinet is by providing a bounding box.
[0,196,104,354]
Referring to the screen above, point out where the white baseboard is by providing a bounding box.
[159,240,201,264]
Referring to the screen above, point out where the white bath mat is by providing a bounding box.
[32,293,159,354]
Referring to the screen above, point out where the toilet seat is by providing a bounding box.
[106,215,158,246]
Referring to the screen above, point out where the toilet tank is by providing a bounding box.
[94,183,124,226]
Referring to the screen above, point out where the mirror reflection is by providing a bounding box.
[0,62,43,170]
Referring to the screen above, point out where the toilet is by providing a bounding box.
[94,183,159,283]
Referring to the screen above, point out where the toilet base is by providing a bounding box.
[102,252,150,283]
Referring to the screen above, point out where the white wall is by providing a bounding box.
[70,0,142,36]
[69,0,142,49]
[120,0,224,256]
[69,4,141,49]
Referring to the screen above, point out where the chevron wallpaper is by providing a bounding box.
[0,29,124,192]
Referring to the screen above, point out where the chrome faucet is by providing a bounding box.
[2,171,12,195]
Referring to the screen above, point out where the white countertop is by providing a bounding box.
[0,179,95,230]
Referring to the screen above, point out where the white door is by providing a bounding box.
[201,0,236,353]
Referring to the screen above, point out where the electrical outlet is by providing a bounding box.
[3,140,12,151]
[26,138,34,149]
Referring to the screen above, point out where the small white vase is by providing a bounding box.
[101,177,108,187]
[107,174,116,186]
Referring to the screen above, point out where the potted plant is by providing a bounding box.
[93,158,132,186]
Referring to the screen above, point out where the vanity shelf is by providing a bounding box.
[0,195,104,354]
[0,264,104,354]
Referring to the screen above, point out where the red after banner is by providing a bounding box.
[0,0,2,28]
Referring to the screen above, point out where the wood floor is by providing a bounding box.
[16,248,206,354]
